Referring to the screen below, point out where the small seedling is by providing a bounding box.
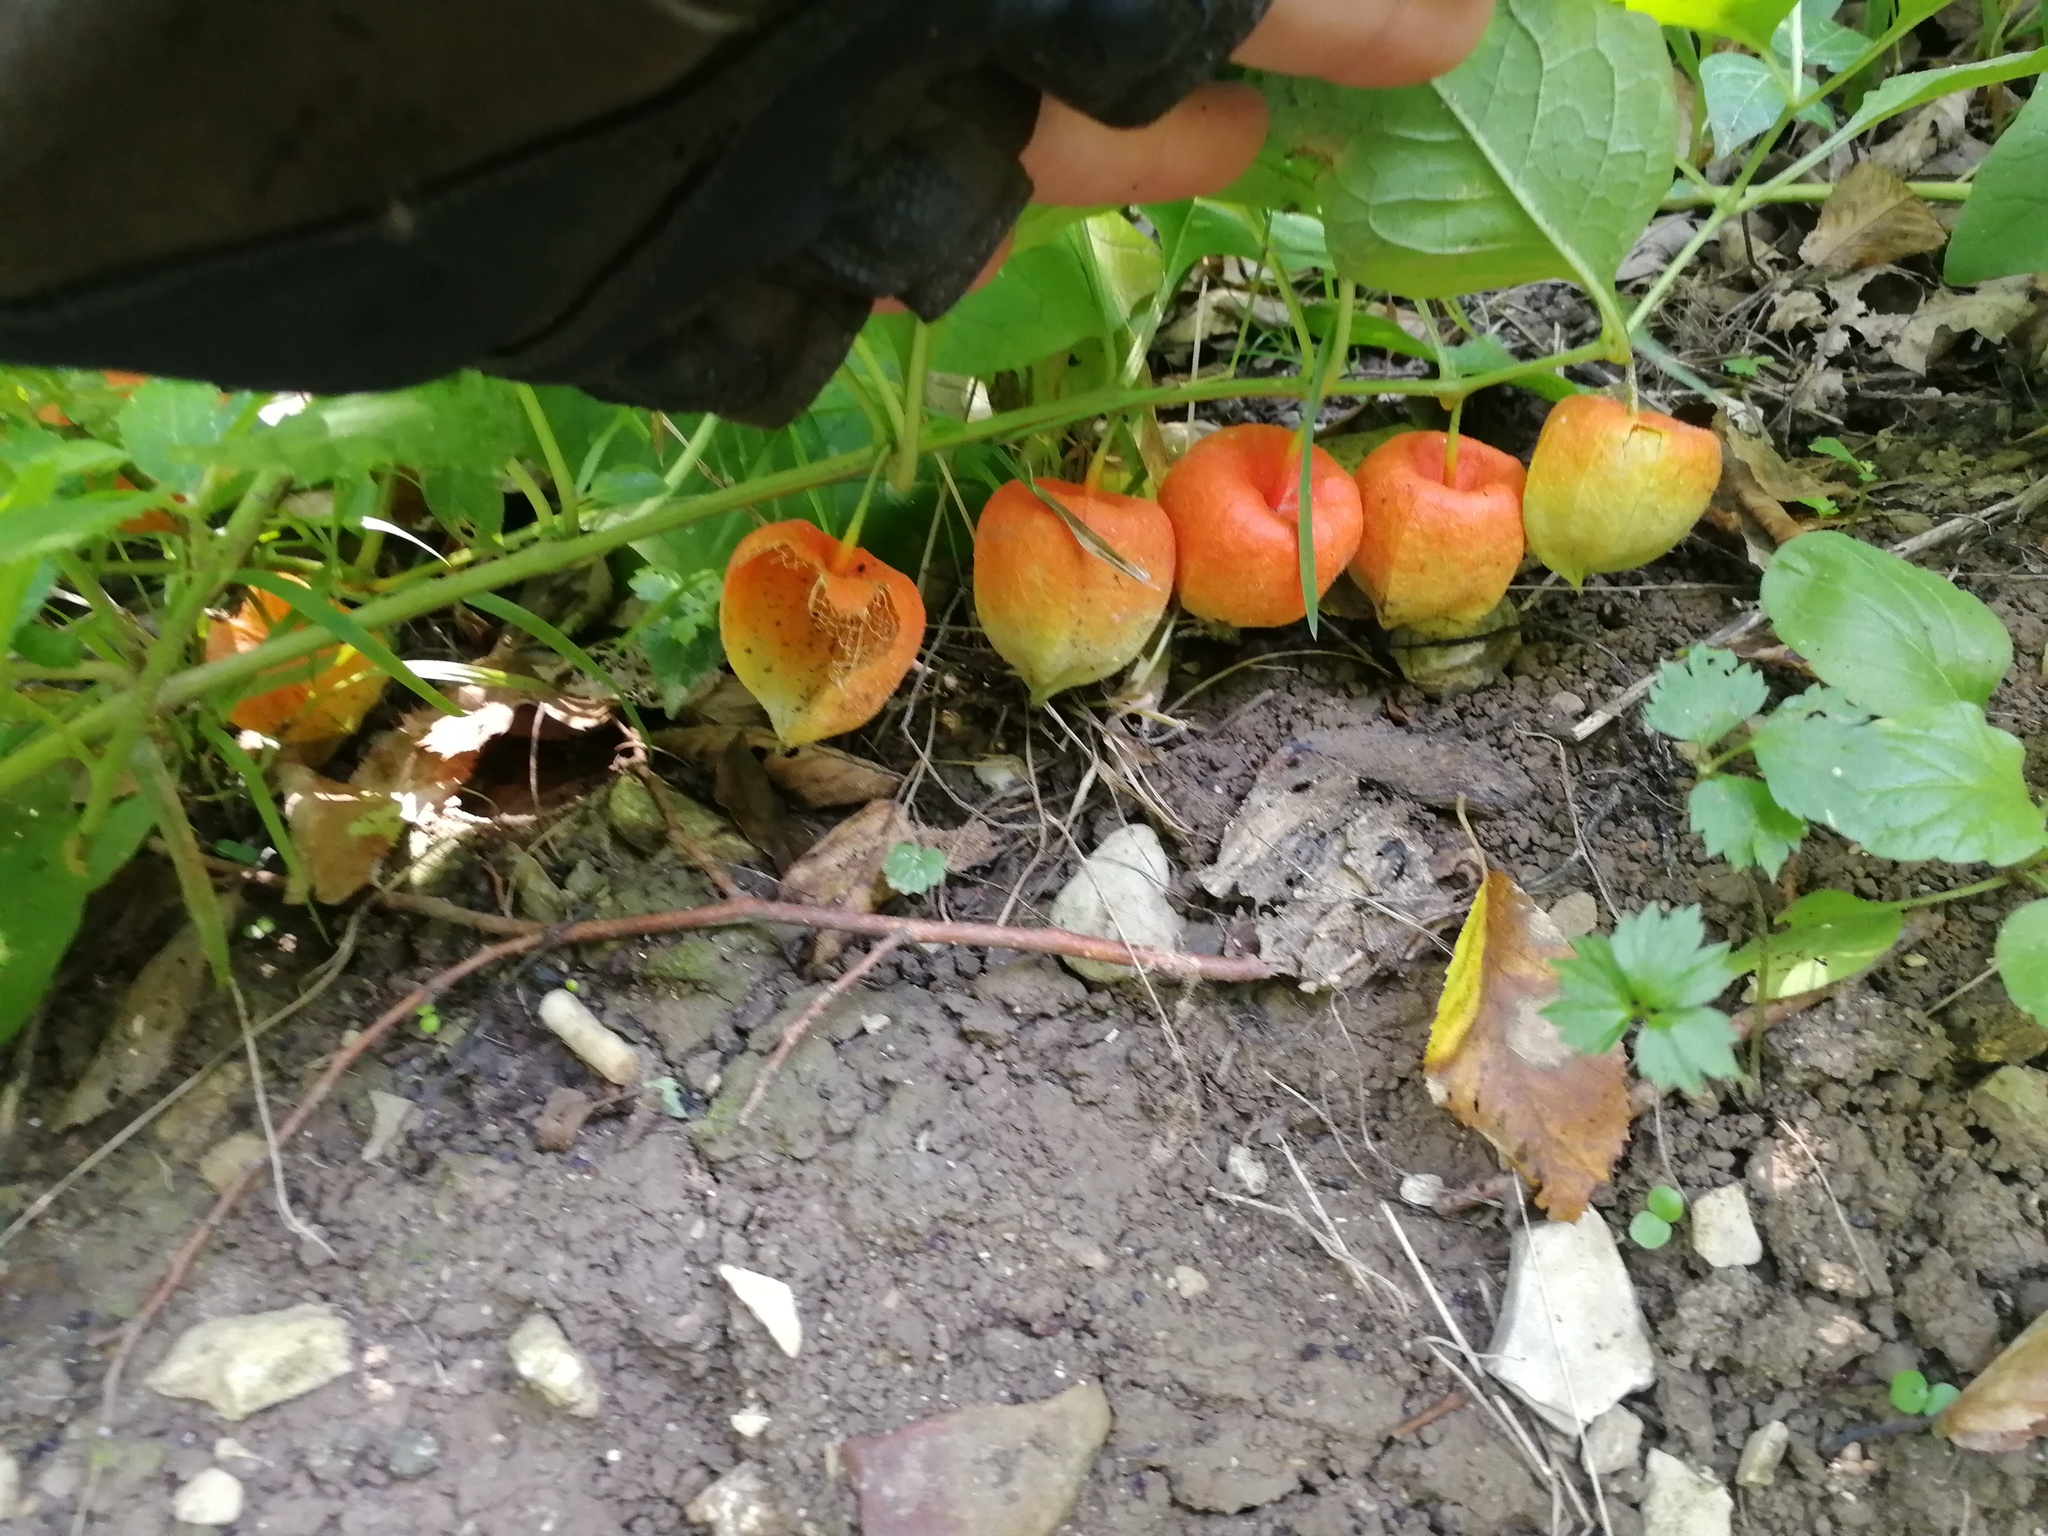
[1809,436,1878,483]
[1723,356,1765,378]
[243,915,277,941]
[883,841,949,896]
[647,1076,690,1120]
[1887,1369,1961,1417]
[415,1002,442,1037]
[563,977,582,994]
[214,838,266,867]
[1629,1185,1687,1248]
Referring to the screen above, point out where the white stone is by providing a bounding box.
[1487,1211,1656,1432]
[145,1304,352,1421]
[1227,1145,1269,1196]
[1399,1173,1445,1209]
[197,1133,267,1195]
[729,1408,772,1440]
[1643,1449,1733,1536]
[719,1265,803,1357]
[1689,1184,1763,1268]
[538,990,642,1085]
[684,1461,787,1536]
[1582,1404,1643,1475]
[1049,826,1182,983]
[1547,891,1601,940]
[508,1314,601,1417]
[359,1091,417,1165]
[171,1468,244,1526]
[0,1446,19,1520]
[1168,1266,1210,1300]
[1734,1420,1790,1487]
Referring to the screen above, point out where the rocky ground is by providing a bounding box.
[5,417,2048,1536]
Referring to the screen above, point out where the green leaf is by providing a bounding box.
[1546,938,1640,1055]
[1622,0,1794,51]
[1646,1184,1687,1222]
[1611,904,1739,1011]
[1143,199,1265,295]
[0,490,167,562]
[1258,0,1676,302]
[1923,1382,1961,1416]
[1700,53,1792,159]
[118,380,253,495]
[221,372,528,485]
[882,842,948,896]
[1689,776,1806,876]
[1838,48,2048,145]
[1629,1210,1675,1248]
[1889,1370,1932,1415]
[1733,889,1904,992]
[0,772,152,1045]
[1753,700,2048,866]
[1808,436,1876,481]
[417,466,505,542]
[236,569,460,719]
[1946,82,2048,285]
[1773,0,1870,73]
[1995,900,2048,1025]
[930,242,1111,377]
[1635,1005,1742,1093]
[1761,532,2011,714]
[1645,646,1769,746]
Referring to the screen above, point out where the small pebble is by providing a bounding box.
[730,1408,772,1439]
[1734,1421,1790,1487]
[1689,1184,1764,1268]
[1399,1173,1446,1209]
[1168,1265,1210,1300]
[387,1428,442,1479]
[508,1314,602,1417]
[1227,1145,1270,1196]
[0,1447,18,1520]
[171,1468,244,1527]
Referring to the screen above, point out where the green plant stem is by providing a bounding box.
[850,336,908,443]
[1895,873,2023,909]
[514,384,580,536]
[504,458,558,539]
[889,321,932,495]
[1657,180,1975,209]
[835,458,888,563]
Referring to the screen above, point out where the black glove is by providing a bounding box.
[0,0,1269,427]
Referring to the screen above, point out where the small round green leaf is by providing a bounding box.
[1923,1382,1961,1417]
[1996,900,2048,1026]
[1647,1185,1687,1223]
[1888,1370,1931,1415]
[1629,1211,1674,1249]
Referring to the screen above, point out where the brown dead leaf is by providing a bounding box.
[1423,870,1632,1221]
[1889,277,2040,374]
[1937,1307,2048,1452]
[56,922,216,1130]
[284,689,521,903]
[653,725,901,808]
[781,800,912,913]
[1798,161,1948,275]
[923,818,1004,873]
[714,733,809,871]
[1717,418,1836,505]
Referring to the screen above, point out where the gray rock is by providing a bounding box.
[1050,827,1181,983]
[1734,1421,1789,1487]
[842,1381,1111,1536]
[146,1304,352,1421]
[684,1462,789,1536]
[386,1428,442,1479]
[1488,1211,1656,1432]
[1642,1450,1731,1536]
[607,774,667,853]
[171,1468,244,1526]
[1688,1184,1762,1268]
[1582,1404,1643,1475]
[0,1446,18,1520]
[1898,1247,2002,1371]
[1971,1066,2048,1166]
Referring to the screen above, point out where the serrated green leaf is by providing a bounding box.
[882,842,948,896]
[1547,938,1638,1054]
[1645,646,1769,746]
[1733,889,1904,992]
[1946,83,2048,285]
[1622,0,1794,51]
[1761,532,2011,714]
[1689,776,1806,875]
[1635,1005,1742,1092]
[118,379,253,496]
[218,372,528,485]
[0,490,168,563]
[930,242,1114,378]
[1258,0,1675,301]
[1143,199,1266,294]
[1996,900,2048,1025]
[1753,701,2047,866]
[1610,905,1739,1011]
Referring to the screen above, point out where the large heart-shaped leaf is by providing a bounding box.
[1254,0,1675,304]
[1623,0,1795,52]
[1947,82,2048,285]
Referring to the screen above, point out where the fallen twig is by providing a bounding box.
[740,933,905,1124]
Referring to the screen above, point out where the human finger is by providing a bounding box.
[1232,0,1496,89]
[1020,82,1268,208]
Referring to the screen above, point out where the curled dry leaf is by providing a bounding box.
[1424,869,1632,1222]
[282,692,520,903]
[653,725,901,807]
[1937,1307,2048,1453]
[1798,160,1949,275]
[780,800,915,914]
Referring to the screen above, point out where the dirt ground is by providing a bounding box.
[7,412,2048,1536]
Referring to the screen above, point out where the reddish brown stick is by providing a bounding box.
[740,932,906,1124]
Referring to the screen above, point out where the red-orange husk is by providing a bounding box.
[1351,431,1526,632]
[974,479,1175,704]
[204,581,387,745]
[1157,423,1363,627]
[720,520,926,746]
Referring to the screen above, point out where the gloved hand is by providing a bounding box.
[0,0,1490,427]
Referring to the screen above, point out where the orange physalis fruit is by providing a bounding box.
[205,580,388,747]
[1522,396,1723,586]
[720,519,925,747]
[1352,431,1526,632]
[974,479,1175,705]
[1157,423,1363,628]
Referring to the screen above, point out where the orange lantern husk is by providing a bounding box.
[720,520,926,746]
[205,581,387,747]
[1352,431,1527,632]
[974,479,1175,705]
[1157,423,1363,628]
[1522,396,1723,585]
